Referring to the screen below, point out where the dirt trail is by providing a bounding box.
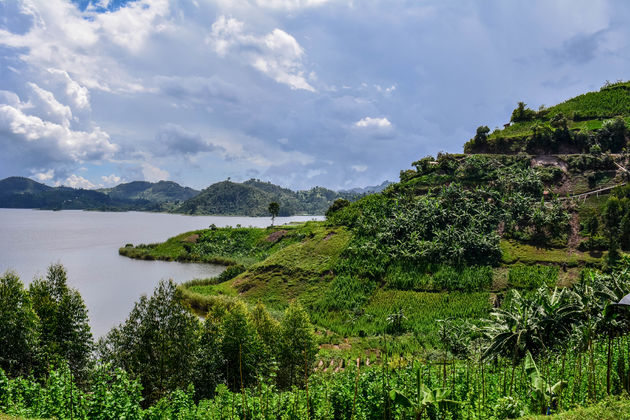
[567,212,580,252]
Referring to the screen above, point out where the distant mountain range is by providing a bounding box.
[339,180,393,195]
[0,176,369,216]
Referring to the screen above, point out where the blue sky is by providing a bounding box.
[1,0,629,190]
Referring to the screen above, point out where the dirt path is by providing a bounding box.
[567,212,581,252]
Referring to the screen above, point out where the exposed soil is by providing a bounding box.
[323,231,336,241]
[183,233,199,243]
[567,212,581,252]
[265,229,288,243]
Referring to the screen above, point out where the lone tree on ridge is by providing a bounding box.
[268,202,280,225]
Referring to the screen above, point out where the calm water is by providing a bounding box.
[0,209,322,336]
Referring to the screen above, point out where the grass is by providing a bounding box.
[520,396,630,419]
[500,239,603,267]
[119,221,332,267]
[310,290,491,347]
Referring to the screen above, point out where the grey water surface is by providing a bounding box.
[0,209,322,336]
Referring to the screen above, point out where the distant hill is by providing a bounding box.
[99,180,199,203]
[339,180,393,195]
[175,179,354,216]
[0,177,116,210]
[0,177,355,215]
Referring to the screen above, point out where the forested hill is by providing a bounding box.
[0,176,359,215]
[98,180,199,203]
[174,179,355,216]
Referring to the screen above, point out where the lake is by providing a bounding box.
[0,209,322,336]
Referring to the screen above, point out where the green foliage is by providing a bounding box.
[175,179,353,216]
[218,301,266,390]
[384,262,493,292]
[268,201,279,224]
[508,264,558,289]
[277,303,318,389]
[511,102,539,123]
[29,264,92,381]
[325,197,350,218]
[98,279,200,404]
[0,272,40,378]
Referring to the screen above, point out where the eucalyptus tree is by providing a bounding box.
[0,271,40,377]
[29,264,92,381]
[98,279,200,404]
[277,302,318,389]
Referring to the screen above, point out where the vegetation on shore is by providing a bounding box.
[4,81,630,418]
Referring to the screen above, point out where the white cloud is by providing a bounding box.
[101,174,122,186]
[306,168,326,178]
[255,0,334,10]
[27,83,73,127]
[47,69,90,110]
[351,164,367,172]
[208,16,315,91]
[56,174,95,189]
[0,0,170,93]
[33,169,54,182]
[141,163,169,182]
[354,117,392,129]
[0,90,118,164]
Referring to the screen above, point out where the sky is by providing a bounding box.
[1,0,630,191]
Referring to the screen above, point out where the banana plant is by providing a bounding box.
[389,382,459,420]
[524,351,567,415]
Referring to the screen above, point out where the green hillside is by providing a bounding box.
[174,179,353,216]
[465,80,630,154]
[99,180,199,203]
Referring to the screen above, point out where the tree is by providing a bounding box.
[98,279,200,404]
[268,202,280,225]
[597,117,627,153]
[475,125,490,145]
[277,302,318,389]
[29,264,92,381]
[220,301,265,390]
[0,271,40,377]
[511,102,537,123]
[325,198,350,218]
[193,317,225,400]
[603,197,623,264]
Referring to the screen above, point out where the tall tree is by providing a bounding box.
[0,271,40,377]
[98,279,200,404]
[29,264,92,380]
[277,302,318,389]
[220,301,264,390]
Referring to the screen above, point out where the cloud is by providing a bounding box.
[155,123,223,157]
[33,169,54,182]
[351,164,367,172]
[27,82,73,127]
[56,174,95,189]
[141,163,169,182]
[101,173,121,186]
[0,0,170,93]
[354,117,392,129]
[254,0,335,10]
[0,88,118,170]
[208,16,315,91]
[47,68,90,110]
[546,30,608,65]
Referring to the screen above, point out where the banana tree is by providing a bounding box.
[389,383,459,420]
[524,351,567,415]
